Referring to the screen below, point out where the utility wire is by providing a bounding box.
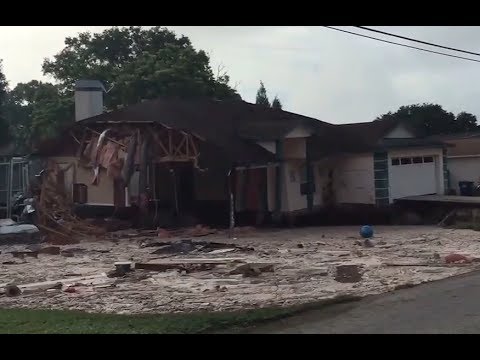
[323,26,480,64]
[356,26,480,57]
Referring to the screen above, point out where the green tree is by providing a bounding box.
[255,81,270,107]
[4,81,73,152]
[455,112,478,133]
[376,103,477,136]
[272,95,282,110]
[42,26,240,110]
[7,27,240,152]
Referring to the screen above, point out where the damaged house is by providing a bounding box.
[31,80,448,227]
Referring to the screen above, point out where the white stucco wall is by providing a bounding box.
[281,160,329,212]
[447,157,480,193]
[387,148,444,202]
[257,141,276,153]
[334,154,375,205]
[285,125,313,138]
[384,123,415,138]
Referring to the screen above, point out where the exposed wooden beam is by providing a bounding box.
[173,136,187,156]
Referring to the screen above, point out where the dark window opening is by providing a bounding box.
[423,156,434,163]
[400,157,412,165]
[412,157,423,164]
[391,158,400,166]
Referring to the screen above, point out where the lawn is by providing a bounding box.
[0,306,297,334]
[0,295,359,333]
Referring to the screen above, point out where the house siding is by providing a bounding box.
[335,154,375,205]
[446,157,480,194]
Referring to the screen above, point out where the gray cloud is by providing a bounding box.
[1,26,480,124]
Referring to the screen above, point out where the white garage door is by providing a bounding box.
[390,155,437,200]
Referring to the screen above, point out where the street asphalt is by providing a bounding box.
[243,271,480,333]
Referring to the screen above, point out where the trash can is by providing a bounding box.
[459,181,474,196]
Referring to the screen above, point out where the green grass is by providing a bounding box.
[0,295,360,334]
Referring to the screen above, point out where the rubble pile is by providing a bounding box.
[0,225,480,314]
[35,160,106,243]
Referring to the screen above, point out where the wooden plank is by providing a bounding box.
[0,274,108,291]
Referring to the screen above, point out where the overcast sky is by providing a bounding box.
[1,26,480,124]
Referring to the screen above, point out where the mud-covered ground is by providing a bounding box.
[0,225,478,314]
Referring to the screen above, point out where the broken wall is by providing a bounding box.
[50,156,115,206]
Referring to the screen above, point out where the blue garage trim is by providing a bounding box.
[374,151,389,206]
[442,148,449,193]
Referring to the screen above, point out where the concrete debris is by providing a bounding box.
[10,250,38,259]
[229,263,275,277]
[136,258,243,273]
[445,253,470,264]
[114,262,132,273]
[39,246,61,255]
[335,265,363,283]
[5,284,21,297]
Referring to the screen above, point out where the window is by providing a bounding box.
[423,156,434,163]
[400,157,412,165]
[412,157,423,164]
[391,158,400,166]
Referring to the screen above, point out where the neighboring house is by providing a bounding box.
[310,120,447,208]
[32,80,448,225]
[430,132,480,195]
[0,142,30,218]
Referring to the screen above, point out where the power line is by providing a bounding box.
[356,26,480,57]
[323,26,480,64]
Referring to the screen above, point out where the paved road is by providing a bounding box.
[244,272,480,333]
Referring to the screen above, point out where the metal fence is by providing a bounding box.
[0,157,29,219]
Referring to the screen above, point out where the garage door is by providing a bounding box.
[389,155,437,200]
